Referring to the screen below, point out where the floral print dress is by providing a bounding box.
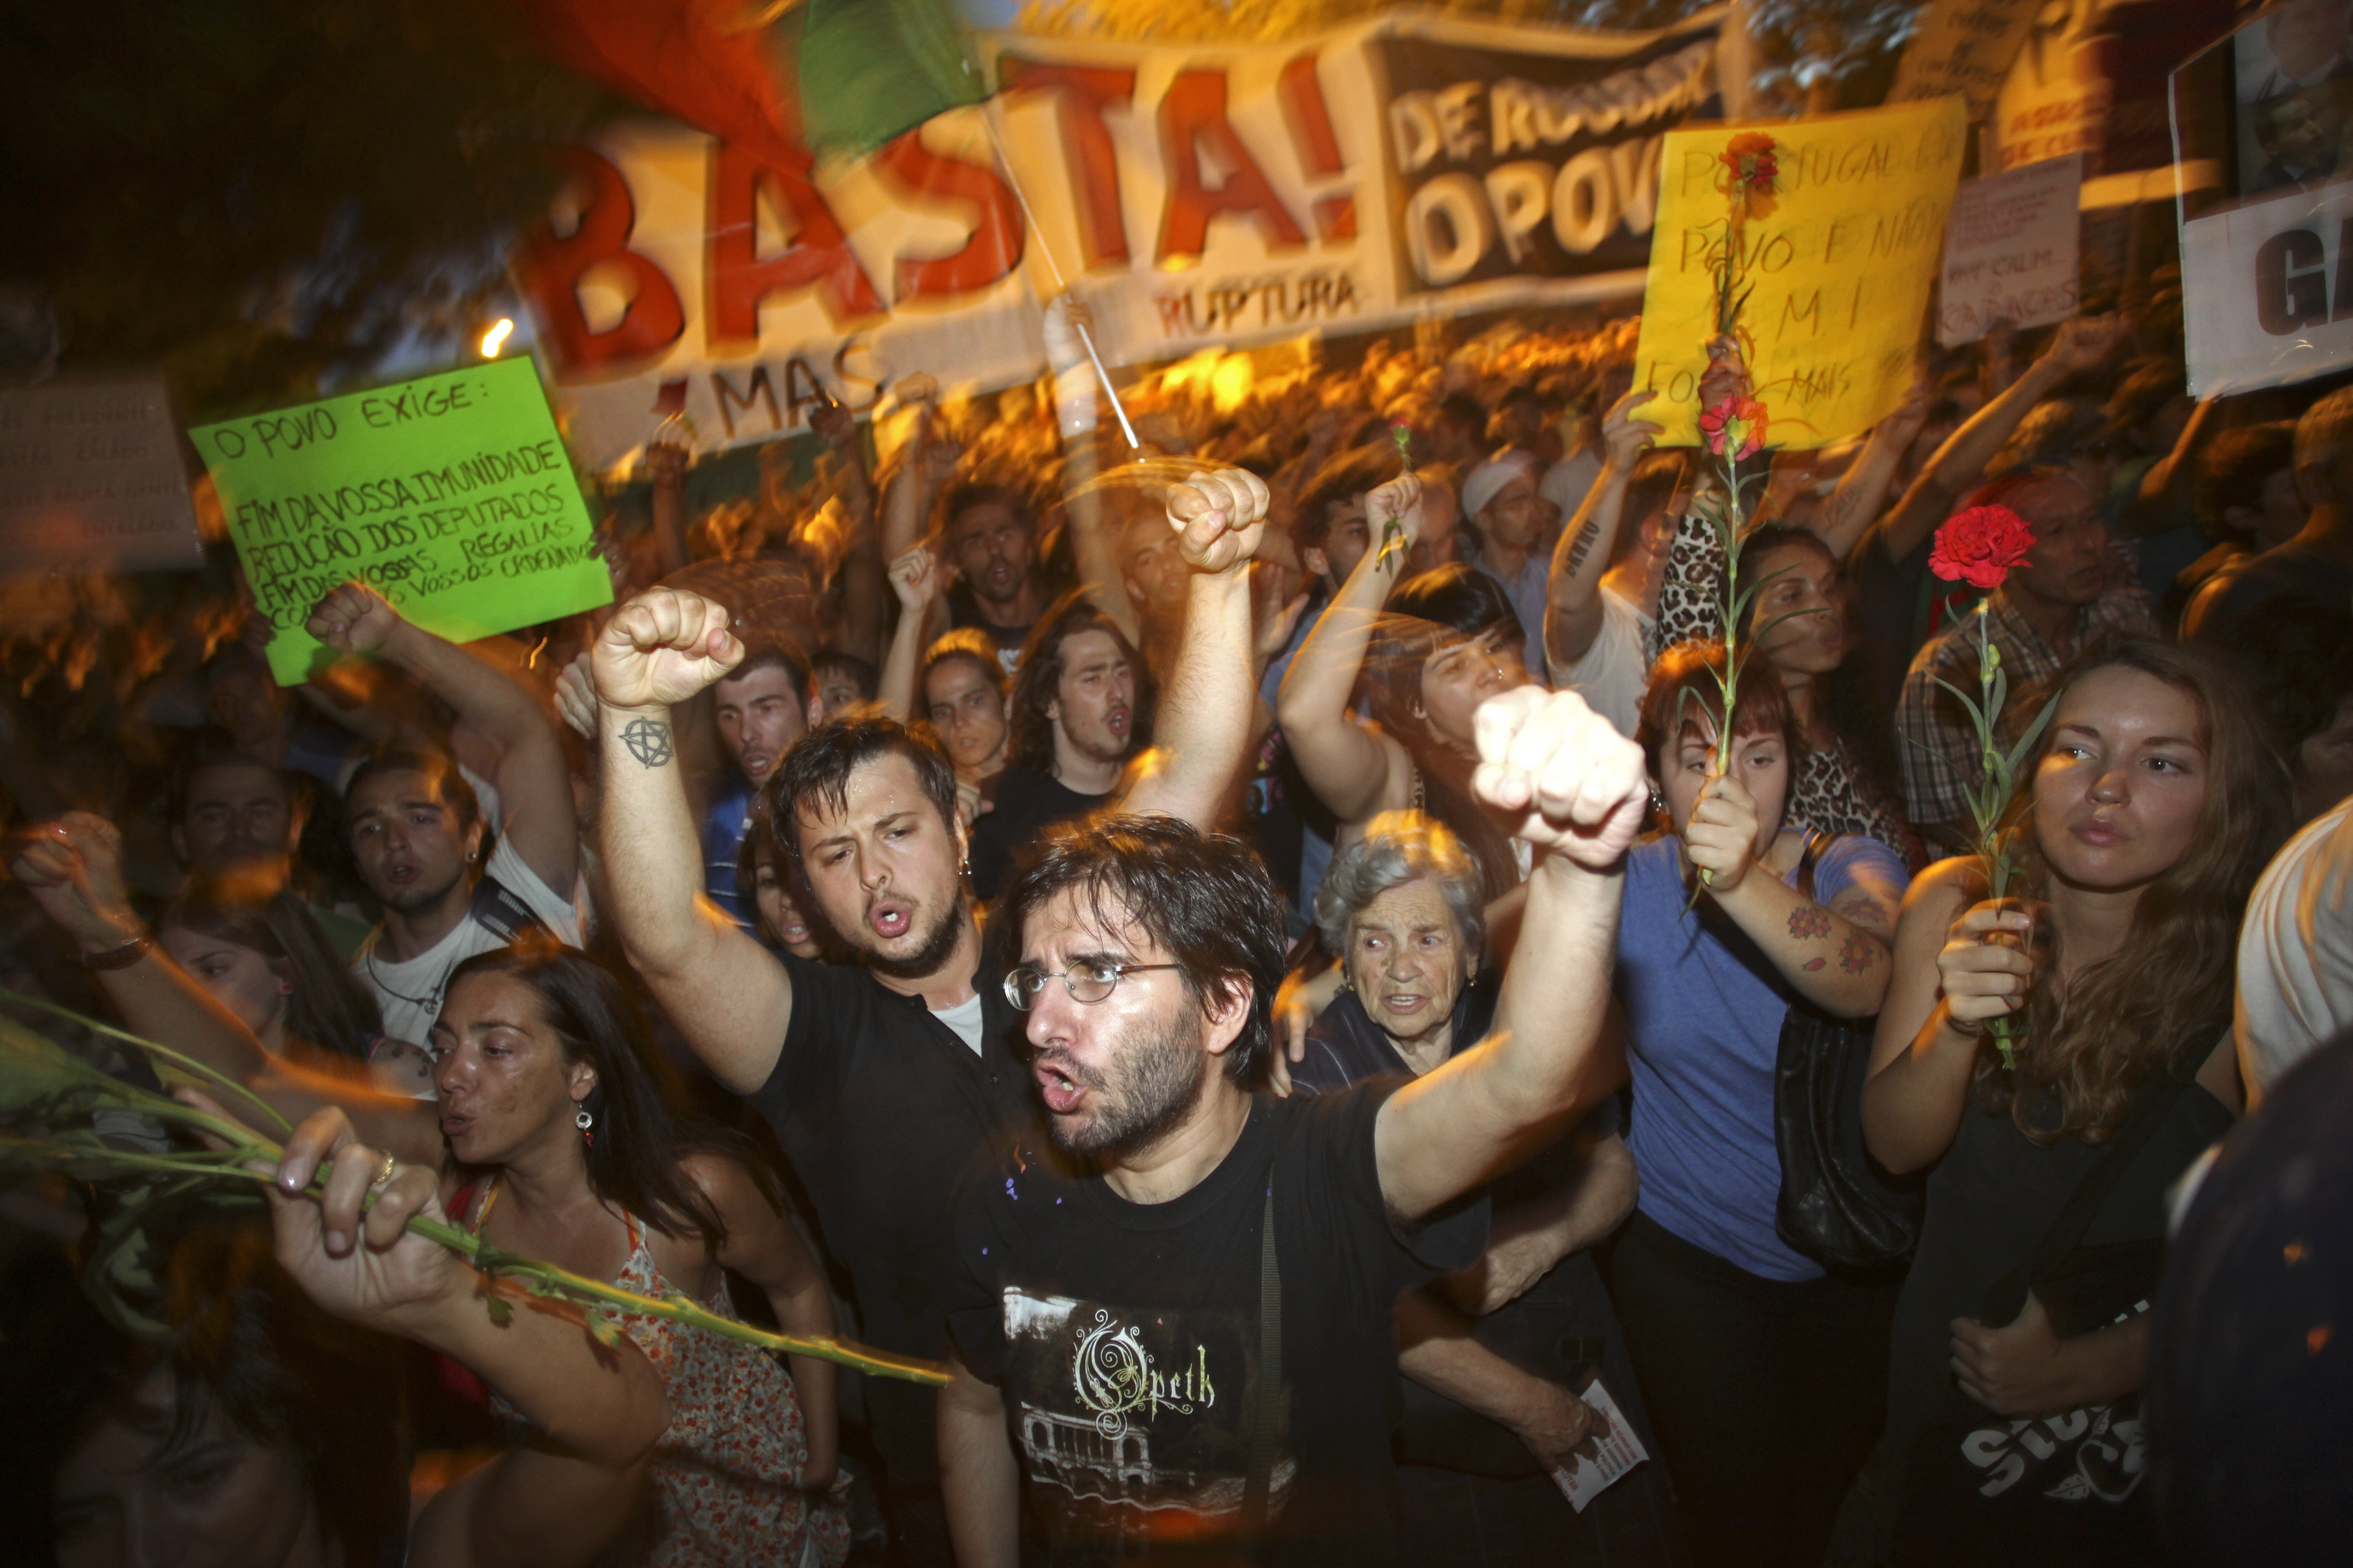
[468,1181,851,1568]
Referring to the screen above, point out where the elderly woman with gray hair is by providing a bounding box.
[1291,813,1680,1566]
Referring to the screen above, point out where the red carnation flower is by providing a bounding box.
[1929,505,2035,590]
[1722,131,1779,194]
[1699,395,1768,461]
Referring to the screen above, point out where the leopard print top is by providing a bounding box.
[1647,508,1911,858]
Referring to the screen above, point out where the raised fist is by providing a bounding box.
[1167,467,1272,576]
[1470,687,1648,869]
[591,587,743,710]
[888,545,942,614]
[307,581,404,656]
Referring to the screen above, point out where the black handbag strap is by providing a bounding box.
[1984,1072,2191,1323]
[1239,1182,1282,1555]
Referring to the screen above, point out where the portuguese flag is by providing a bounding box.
[512,0,989,164]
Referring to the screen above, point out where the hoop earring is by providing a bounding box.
[575,1104,594,1148]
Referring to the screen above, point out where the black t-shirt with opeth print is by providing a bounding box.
[947,1084,1488,1567]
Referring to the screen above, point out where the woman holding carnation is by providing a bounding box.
[1606,642,1909,1568]
[10,817,848,1568]
[1862,640,2288,1564]
[1649,356,1915,862]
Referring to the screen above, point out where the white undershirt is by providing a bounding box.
[934,992,986,1056]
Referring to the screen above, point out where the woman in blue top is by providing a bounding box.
[1607,640,1908,1568]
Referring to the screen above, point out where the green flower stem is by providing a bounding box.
[1,1009,951,1387]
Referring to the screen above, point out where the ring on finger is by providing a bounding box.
[368,1149,398,1191]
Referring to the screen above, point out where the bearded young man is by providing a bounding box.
[938,688,1646,1568]
[588,470,1271,1566]
[968,593,1150,900]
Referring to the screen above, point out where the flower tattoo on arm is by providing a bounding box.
[1788,904,1832,940]
[621,717,674,768]
[1838,932,1878,975]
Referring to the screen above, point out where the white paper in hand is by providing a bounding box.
[1548,1375,1649,1513]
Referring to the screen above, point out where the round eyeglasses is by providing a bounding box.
[1001,959,1181,1010]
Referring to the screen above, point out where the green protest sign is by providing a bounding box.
[190,358,613,684]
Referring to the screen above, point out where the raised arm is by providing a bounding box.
[646,440,693,578]
[589,587,795,1094]
[1546,391,1660,670]
[876,545,943,723]
[2121,393,2224,538]
[1682,773,1893,1017]
[267,1113,667,1568]
[814,399,887,665]
[1866,314,2130,565]
[307,581,577,897]
[1275,471,1420,825]
[1813,369,1932,559]
[1116,468,1273,828]
[1376,689,1647,1222]
[10,814,446,1163]
[879,399,959,567]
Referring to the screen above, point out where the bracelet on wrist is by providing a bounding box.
[81,931,154,972]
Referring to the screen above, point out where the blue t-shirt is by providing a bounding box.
[701,776,756,928]
[1615,832,1908,1282]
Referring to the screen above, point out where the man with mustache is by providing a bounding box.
[938,687,1646,1568]
[589,469,1270,1567]
[169,748,372,959]
[967,594,1149,901]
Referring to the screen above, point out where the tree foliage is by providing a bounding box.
[0,0,610,415]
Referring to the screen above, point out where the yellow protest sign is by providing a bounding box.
[1632,96,1966,450]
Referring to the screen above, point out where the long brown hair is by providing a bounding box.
[1977,640,2290,1142]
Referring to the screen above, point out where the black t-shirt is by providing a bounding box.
[749,944,1035,1490]
[969,765,1109,899]
[947,1086,1489,1567]
[947,583,1034,674]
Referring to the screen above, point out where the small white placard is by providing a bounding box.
[1937,154,2083,347]
[1548,1375,1651,1513]
[0,378,201,575]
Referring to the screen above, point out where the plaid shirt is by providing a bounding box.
[1897,587,2156,829]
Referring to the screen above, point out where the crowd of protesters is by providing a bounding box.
[3,271,2352,1568]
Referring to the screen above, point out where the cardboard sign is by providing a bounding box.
[1938,154,2082,346]
[1632,96,1968,449]
[0,379,201,575]
[190,359,612,683]
[1888,0,2039,115]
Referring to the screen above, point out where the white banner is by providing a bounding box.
[2182,179,2353,396]
[523,10,1726,472]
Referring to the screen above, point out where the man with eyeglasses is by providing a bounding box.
[938,691,1648,1568]
[588,469,1271,1568]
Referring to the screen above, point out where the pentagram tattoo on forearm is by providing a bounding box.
[621,717,674,768]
